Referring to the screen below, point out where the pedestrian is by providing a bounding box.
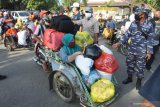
[139,63,160,107]
[146,10,160,71]
[112,7,154,90]
[33,17,50,45]
[0,11,4,40]
[105,16,116,44]
[74,6,99,44]
[70,2,82,34]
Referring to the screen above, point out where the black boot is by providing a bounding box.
[136,78,142,90]
[0,75,7,80]
[122,75,133,84]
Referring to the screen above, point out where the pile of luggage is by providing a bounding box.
[75,44,119,103]
[42,15,119,103]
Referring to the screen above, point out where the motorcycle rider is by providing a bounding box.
[0,11,4,40]
[33,17,50,45]
[71,2,82,34]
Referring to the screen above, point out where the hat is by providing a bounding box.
[85,6,93,13]
[71,2,80,8]
[134,7,146,15]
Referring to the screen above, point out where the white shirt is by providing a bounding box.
[17,30,28,45]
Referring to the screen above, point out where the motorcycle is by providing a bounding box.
[4,34,33,51]
[34,43,119,107]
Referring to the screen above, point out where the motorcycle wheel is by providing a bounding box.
[53,72,75,102]
[4,37,13,51]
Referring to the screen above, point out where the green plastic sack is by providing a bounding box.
[75,31,94,49]
[91,78,115,103]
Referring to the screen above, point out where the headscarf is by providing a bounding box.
[62,33,81,55]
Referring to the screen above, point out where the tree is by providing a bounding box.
[137,0,160,10]
[27,0,59,10]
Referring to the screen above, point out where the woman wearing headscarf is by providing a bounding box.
[59,33,81,63]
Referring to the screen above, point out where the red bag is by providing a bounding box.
[94,53,119,74]
[43,29,64,51]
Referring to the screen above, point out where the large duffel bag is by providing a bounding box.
[75,31,94,49]
[51,15,74,34]
[43,29,64,51]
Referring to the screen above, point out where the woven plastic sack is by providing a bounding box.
[91,78,115,103]
[75,31,94,48]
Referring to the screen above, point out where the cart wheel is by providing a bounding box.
[53,72,75,102]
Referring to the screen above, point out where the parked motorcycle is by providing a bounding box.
[4,35,33,51]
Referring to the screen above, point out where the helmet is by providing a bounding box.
[85,6,93,13]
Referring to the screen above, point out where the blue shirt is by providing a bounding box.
[72,12,81,21]
[106,20,116,29]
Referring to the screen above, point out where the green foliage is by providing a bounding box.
[137,0,160,10]
[27,0,46,10]
[26,0,59,10]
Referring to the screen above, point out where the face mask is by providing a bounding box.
[85,13,92,18]
[154,17,159,21]
[135,14,140,21]
[68,41,75,48]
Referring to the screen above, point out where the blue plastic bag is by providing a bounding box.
[82,69,100,88]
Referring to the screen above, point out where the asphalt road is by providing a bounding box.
[0,38,159,107]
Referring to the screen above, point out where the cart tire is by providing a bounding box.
[53,72,75,102]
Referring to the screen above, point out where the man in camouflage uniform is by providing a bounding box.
[113,8,154,90]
